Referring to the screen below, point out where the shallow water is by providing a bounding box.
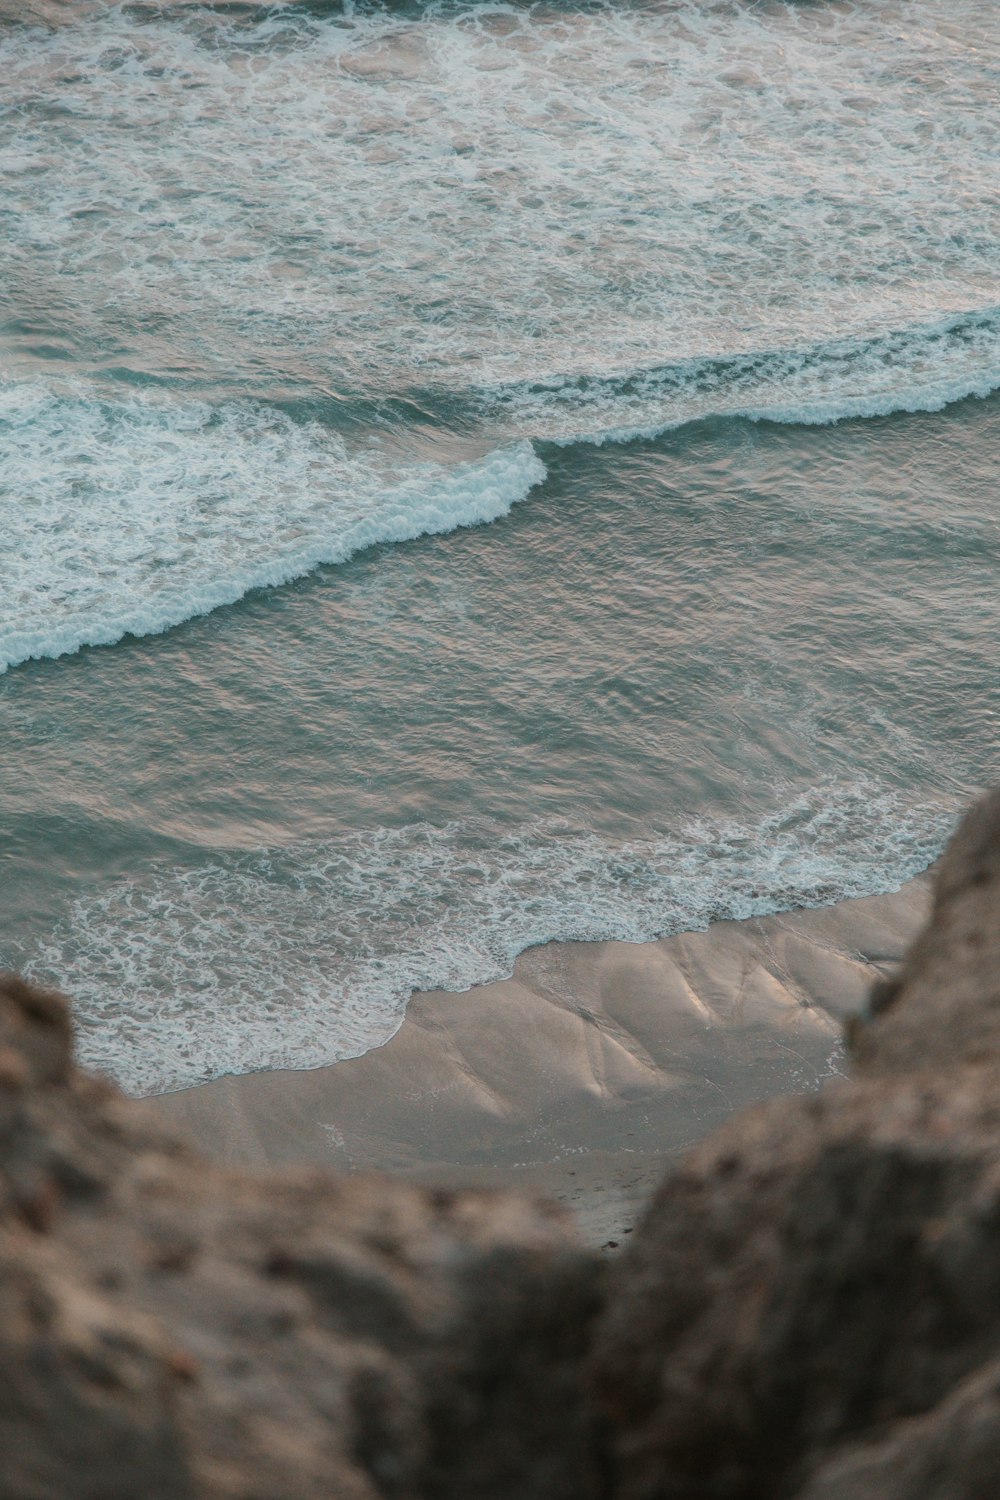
[1,0,998,1091]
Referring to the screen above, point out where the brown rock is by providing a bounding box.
[590,789,1000,1500]
[854,788,1000,1075]
[0,972,73,1087]
[8,788,1000,1499]
[796,1355,1000,1500]
[0,974,605,1500]
[0,1238,194,1499]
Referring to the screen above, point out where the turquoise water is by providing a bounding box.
[1,0,998,1092]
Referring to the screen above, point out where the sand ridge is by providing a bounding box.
[145,878,931,1247]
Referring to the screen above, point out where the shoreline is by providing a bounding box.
[144,874,933,1247]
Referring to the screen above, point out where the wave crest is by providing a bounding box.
[0,385,545,674]
[482,307,1000,444]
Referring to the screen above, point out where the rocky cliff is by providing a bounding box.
[5,789,1000,1498]
[0,972,603,1499]
[593,788,1000,1499]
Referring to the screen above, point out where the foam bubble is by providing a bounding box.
[483,308,1000,445]
[3,0,999,419]
[29,780,957,1095]
[0,383,545,673]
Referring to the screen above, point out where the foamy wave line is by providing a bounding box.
[28,780,957,1096]
[0,384,546,675]
[483,306,1000,445]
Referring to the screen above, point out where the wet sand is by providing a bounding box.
[145,876,931,1248]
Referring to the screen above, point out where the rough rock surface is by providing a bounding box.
[0,974,604,1500]
[591,788,1000,1500]
[7,788,1000,1499]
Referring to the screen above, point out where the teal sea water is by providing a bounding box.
[1,0,998,1093]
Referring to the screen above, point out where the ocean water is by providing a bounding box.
[1,0,998,1094]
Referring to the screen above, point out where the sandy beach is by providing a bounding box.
[145,876,931,1248]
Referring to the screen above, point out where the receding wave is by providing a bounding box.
[0,383,546,675]
[482,307,1000,445]
[29,780,956,1096]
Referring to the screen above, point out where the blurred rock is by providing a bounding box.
[855,786,1000,1075]
[591,789,1000,1500]
[796,1353,1000,1500]
[0,973,604,1500]
[9,789,1000,1497]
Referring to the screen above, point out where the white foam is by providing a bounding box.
[29,780,956,1095]
[3,0,999,426]
[0,383,545,672]
[4,0,1000,648]
[484,308,1000,445]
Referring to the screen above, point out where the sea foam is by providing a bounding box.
[30,780,957,1096]
[5,306,999,674]
[4,0,998,408]
[0,383,545,673]
[484,307,1000,446]
[5,0,996,1097]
